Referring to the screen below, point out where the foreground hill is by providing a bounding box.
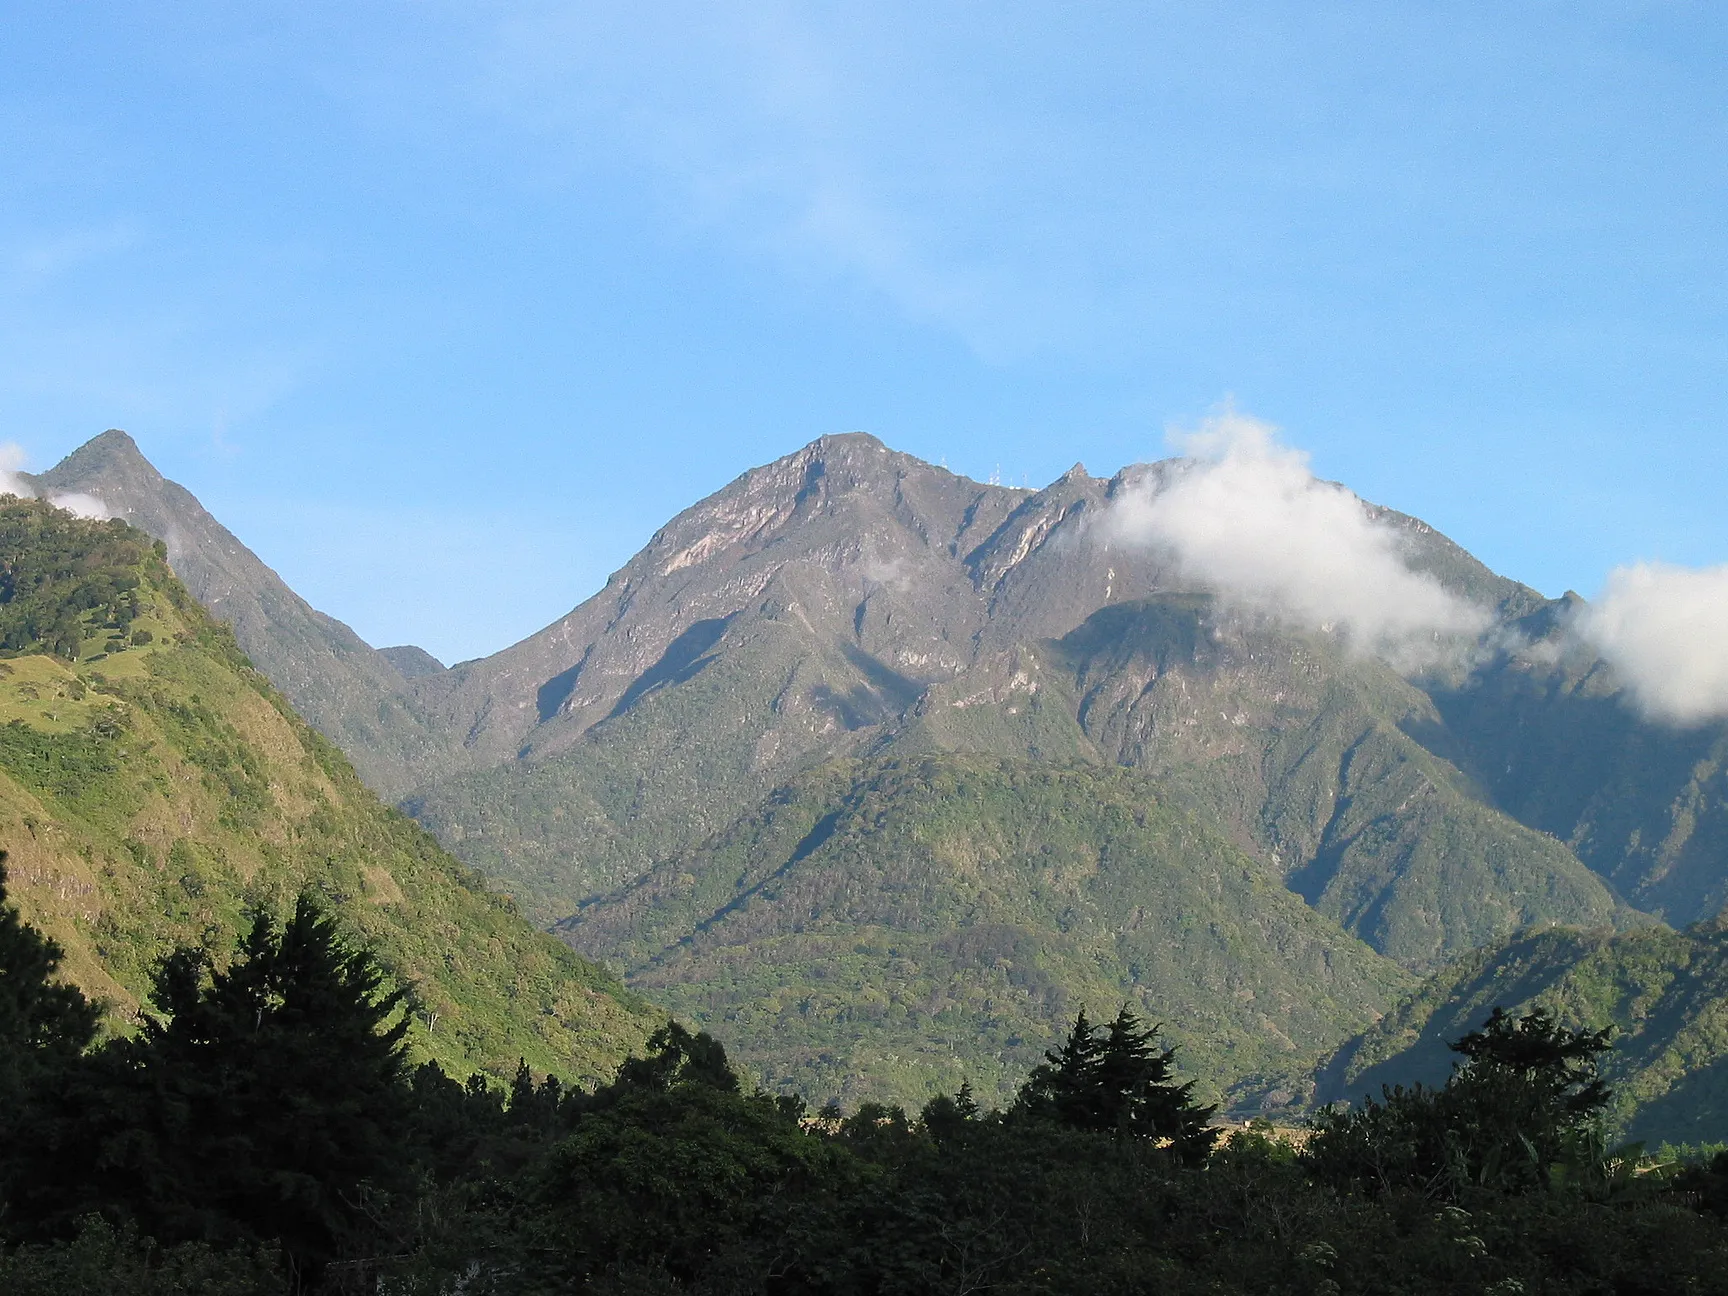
[28,431,440,797]
[0,497,654,1082]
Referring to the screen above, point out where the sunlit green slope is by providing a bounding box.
[0,499,655,1084]
[560,753,1414,1109]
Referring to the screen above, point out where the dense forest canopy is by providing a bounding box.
[7,870,1728,1295]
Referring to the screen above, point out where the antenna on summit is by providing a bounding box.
[990,464,1001,486]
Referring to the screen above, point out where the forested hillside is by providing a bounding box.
[28,430,441,797]
[561,754,1412,1107]
[0,497,655,1083]
[1307,918,1728,1147]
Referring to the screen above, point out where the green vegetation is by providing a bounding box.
[0,505,159,662]
[8,878,1728,1295]
[1308,919,1728,1147]
[0,498,656,1083]
[1013,1006,1218,1163]
[406,625,900,923]
[1427,635,1728,927]
[9,892,415,1278]
[564,753,1413,1108]
[1054,595,1630,968]
[1307,1007,1614,1198]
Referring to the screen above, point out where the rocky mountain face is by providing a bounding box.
[34,428,1728,1117]
[395,434,1636,964]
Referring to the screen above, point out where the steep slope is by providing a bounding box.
[380,644,446,679]
[1309,918,1728,1148]
[29,431,438,797]
[403,435,1042,918]
[403,435,1635,968]
[0,498,655,1084]
[1054,596,1627,967]
[558,754,1413,1109]
[1419,599,1728,927]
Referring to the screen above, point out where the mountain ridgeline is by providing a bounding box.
[0,495,655,1085]
[34,430,1728,1137]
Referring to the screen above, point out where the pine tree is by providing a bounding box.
[142,895,412,1268]
[1094,1007,1218,1163]
[1015,1008,1106,1128]
[1014,1008,1219,1162]
[19,894,414,1277]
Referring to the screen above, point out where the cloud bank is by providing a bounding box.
[0,444,111,520]
[1574,562,1728,725]
[1109,411,1489,664]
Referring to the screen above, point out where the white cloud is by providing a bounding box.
[0,442,111,520]
[45,491,112,521]
[1108,410,1489,665]
[1575,562,1728,725]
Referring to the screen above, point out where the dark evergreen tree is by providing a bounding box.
[14,895,413,1281]
[1094,1007,1219,1163]
[919,1080,982,1144]
[1014,1007,1218,1162]
[1014,1008,1105,1128]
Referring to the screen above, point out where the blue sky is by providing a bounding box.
[1,2,1723,664]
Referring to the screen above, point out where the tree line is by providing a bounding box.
[5,856,1728,1294]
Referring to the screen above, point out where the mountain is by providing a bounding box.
[0,496,655,1084]
[399,434,1628,964]
[557,752,1412,1108]
[27,432,438,798]
[32,428,1728,1119]
[1419,606,1728,928]
[1307,917,1728,1148]
[380,644,447,679]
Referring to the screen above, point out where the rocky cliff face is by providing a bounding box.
[404,435,1032,768]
